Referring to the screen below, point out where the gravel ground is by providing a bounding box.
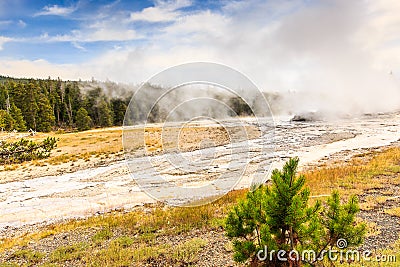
[0,224,238,266]
[358,178,400,251]
[2,168,399,266]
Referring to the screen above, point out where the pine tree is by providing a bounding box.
[84,87,102,124]
[65,82,81,127]
[47,77,62,127]
[0,109,15,131]
[229,96,252,116]
[225,157,366,266]
[322,191,366,249]
[97,99,113,127]
[20,82,38,130]
[9,103,26,131]
[36,92,55,132]
[75,107,92,131]
[0,84,8,110]
[111,98,127,126]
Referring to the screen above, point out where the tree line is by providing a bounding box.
[0,76,131,132]
[0,75,259,133]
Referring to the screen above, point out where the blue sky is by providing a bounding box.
[0,0,399,112]
[0,0,243,65]
[0,0,311,68]
[0,0,202,63]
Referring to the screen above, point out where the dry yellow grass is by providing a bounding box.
[0,127,123,167]
[1,124,260,168]
[385,207,400,217]
[303,147,400,197]
[0,189,247,254]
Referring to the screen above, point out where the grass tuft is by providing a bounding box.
[10,249,44,263]
[49,242,89,262]
[91,228,113,244]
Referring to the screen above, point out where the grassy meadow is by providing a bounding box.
[0,124,260,174]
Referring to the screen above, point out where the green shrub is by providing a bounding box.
[225,157,366,266]
[0,137,57,164]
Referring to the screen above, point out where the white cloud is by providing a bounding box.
[39,15,141,43]
[156,0,192,9]
[130,0,191,22]
[51,28,139,42]
[71,41,86,51]
[130,7,179,22]
[0,20,12,26]
[35,4,76,17]
[0,36,12,50]
[0,59,88,80]
[355,0,400,69]
[89,0,400,114]
[38,9,140,43]
[17,20,27,28]
[162,10,229,39]
[88,28,138,42]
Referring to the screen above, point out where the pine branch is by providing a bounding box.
[0,137,57,164]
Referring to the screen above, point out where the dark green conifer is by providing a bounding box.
[36,92,55,132]
[98,99,113,127]
[225,157,366,266]
[9,103,26,131]
[0,109,15,131]
[75,107,92,131]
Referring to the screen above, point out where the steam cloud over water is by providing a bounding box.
[86,78,400,124]
[81,0,400,120]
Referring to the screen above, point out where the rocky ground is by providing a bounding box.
[1,143,399,266]
[358,176,400,251]
[0,113,399,266]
